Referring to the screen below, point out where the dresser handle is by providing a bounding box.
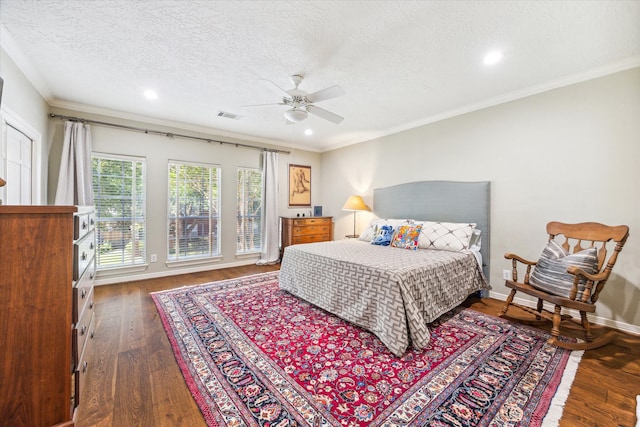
[82,361,88,373]
[90,218,95,226]
[81,252,87,261]
[90,301,94,309]
[80,325,87,336]
[89,242,94,250]
[90,331,95,339]
[81,288,87,299]
[82,221,87,230]
[90,271,94,280]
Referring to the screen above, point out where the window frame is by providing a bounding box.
[167,160,221,262]
[92,152,147,271]
[236,167,262,255]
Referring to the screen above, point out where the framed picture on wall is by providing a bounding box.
[288,164,311,206]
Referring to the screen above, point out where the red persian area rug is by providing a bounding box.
[151,271,583,427]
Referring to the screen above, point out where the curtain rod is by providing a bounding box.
[48,113,289,154]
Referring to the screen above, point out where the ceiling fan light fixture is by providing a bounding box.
[284,108,308,123]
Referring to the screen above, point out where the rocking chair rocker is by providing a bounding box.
[499,221,629,350]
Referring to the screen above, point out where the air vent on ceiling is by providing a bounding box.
[217,111,240,120]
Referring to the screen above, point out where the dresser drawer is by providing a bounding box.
[291,225,331,236]
[292,234,331,244]
[73,302,95,365]
[73,230,95,281]
[74,212,95,240]
[292,217,331,226]
[74,329,93,408]
[73,261,95,323]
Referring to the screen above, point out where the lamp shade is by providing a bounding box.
[342,195,370,212]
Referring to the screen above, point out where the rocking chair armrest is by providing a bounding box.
[566,265,607,282]
[504,253,537,266]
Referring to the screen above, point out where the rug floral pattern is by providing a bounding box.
[152,272,580,427]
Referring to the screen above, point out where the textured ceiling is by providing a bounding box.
[1,0,639,152]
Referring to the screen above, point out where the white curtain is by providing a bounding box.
[257,150,280,265]
[54,121,94,205]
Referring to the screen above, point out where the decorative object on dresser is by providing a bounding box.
[280,215,332,257]
[341,194,370,238]
[0,205,96,427]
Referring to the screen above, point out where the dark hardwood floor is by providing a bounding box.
[77,265,640,427]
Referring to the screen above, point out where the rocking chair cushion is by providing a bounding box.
[529,239,598,300]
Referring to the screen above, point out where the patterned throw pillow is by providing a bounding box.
[390,224,423,250]
[370,224,395,246]
[529,239,599,300]
[417,221,476,252]
[359,219,413,242]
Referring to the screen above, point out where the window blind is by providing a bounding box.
[236,168,262,254]
[168,161,220,260]
[92,153,146,269]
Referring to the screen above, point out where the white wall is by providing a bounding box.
[47,107,322,283]
[321,67,640,331]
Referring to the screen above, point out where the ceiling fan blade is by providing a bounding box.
[307,105,344,124]
[258,78,289,95]
[306,85,345,103]
[240,102,284,108]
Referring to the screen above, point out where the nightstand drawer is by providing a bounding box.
[291,225,331,236]
[292,217,331,226]
[292,234,330,244]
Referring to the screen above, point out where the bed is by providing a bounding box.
[279,181,491,357]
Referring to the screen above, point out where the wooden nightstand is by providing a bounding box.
[280,216,333,258]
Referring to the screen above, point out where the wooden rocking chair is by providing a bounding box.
[499,221,629,350]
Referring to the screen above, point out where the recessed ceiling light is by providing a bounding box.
[483,50,503,66]
[304,129,313,136]
[144,89,158,100]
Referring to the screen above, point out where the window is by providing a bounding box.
[92,154,146,269]
[168,161,220,260]
[237,168,262,254]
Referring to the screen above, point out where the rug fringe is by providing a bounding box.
[541,349,584,426]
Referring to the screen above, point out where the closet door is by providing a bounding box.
[3,124,33,204]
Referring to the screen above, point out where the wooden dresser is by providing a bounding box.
[0,205,96,427]
[280,216,333,256]
[72,206,97,416]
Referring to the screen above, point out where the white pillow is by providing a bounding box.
[358,218,413,242]
[416,221,476,252]
[469,229,482,251]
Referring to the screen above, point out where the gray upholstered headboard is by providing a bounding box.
[373,181,491,278]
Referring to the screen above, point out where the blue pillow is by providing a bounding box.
[371,224,394,246]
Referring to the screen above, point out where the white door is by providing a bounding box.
[4,124,33,205]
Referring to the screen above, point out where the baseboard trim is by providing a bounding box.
[489,290,640,336]
[94,258,261,286]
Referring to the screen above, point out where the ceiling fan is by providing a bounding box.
[244,74,345,124]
